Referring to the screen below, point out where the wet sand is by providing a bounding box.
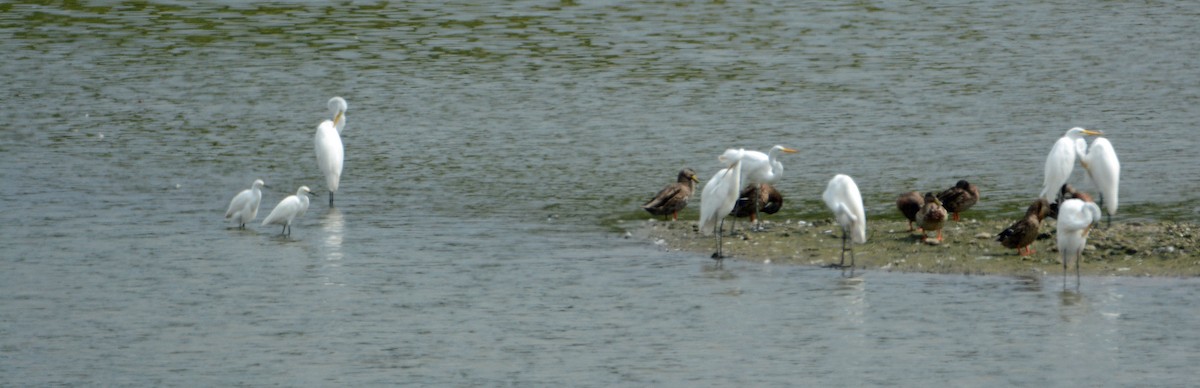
[626,217,1200,277]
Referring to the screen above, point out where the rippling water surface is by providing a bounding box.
[2,1,1199,385]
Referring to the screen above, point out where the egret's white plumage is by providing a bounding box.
[1056,196,1102,287]
[699,151,744,260]
[730,145,796,229]
[1081,137,1120,219]
[262,186,313,236]
[1040,127,1102,201]
[225,179,264,229]
[823,174,866,267]
[316,96,347,206]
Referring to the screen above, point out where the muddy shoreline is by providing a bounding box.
[625,217,1200,277]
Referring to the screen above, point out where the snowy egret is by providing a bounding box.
[262,186,316,236]
[823,174,866,268]
[699,152,743,260]
[1040,127,1102,201]
[1081,136,1119,226]
[895,191,923,232]
[936,180,980,221]
[642,168,700,221]
[1056,193,1102,288]
[225,179,265,229]
[916,192,947,243]
[315,96,347,206]
[997,198,1050,256]
[736,145,797,230]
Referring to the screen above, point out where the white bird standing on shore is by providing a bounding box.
[315,97,347,206]
[699,150,744,261]
[1081,136,1120,226]
[225,179,265,229]
[1056,193,1102,288]
[262,186,315,237]
[823,174,866,268]
[738,145,797,230]
[1041,127,1102,202]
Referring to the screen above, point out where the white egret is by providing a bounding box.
[262,186,315,236]
[225,179,265,229]
[1056,193,1102,288]
[699,151,743,261]
[642,168,700,221]
[823,174,866,268]
[1040,127,1102,202]
[736,145,798,230]
[315,96,347,206]
[1081,136,1119,226]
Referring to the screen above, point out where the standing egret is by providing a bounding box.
[1056,193,1102,288]
[737,145,798,230]
[1081,136,1119,226]
[1040,127,1102,202]
[936,180,980,221]
[699,152,743,261]
[916,192,947,243]
[823,174,866,268]
[225,179,265,229]
[997,198,1050,256]
[315,96,347,206]
[262,186,315,236]
[642,168,700,221]
[895,191,924,232]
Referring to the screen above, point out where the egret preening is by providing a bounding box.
[823,174,866,268]
[642,168,700,221]
[1056,193,1102,288]
[699,151,743,261]
[936,180,980,222]
[315,96,347,206]
[737,145,797,230]
[262,186,316,237]
[997,198,1050,256]
[225,179,265,229]
[1081,136,1120,226]
[1040,127,1102,202]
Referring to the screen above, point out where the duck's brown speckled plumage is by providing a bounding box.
[997,198,1050,255]
[642,168,700,221]
[730,183,783,220]
[895,191,924,231]
[916,192,948,242]
[937,180,980,221]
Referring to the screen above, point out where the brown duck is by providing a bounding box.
[642,168,700,221]
[730,183,783,220]
[996,198,1050,256]
[1046,183,1080,220]
[895,191,924,232]
[936,180,980,221]
[916,192,948,242]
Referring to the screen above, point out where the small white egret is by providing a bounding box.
[737,145,797,230]
[1081,136,1119,226]
[1040,127,1102,202]
[823,174,866,268]
[699,151,743,261]
[642,168,700,221]
[315,96,348,206]
[262,186,316,236]
[225,179,265,229]
[1056,193,1102,288]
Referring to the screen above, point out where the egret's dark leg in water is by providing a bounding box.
[329,191,335,207]
[838,227,855,268]
[712,218,726,260]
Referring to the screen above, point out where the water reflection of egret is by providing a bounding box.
[320,208,345,286]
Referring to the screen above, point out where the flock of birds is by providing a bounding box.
[224,97,348,236]
[642,127,1120,286]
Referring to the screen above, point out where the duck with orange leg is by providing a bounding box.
[895,191,923,232]
[915,192,947,243]
[936,180,980,222]
[996,198,1051,256]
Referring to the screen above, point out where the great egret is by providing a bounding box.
[699,152,743,260]
[1046,183,1080,220]
[916,192,947,243]
[1056,193,1102,288]
[1081,136,1119,226]
[225,179,265,229]
[315,96,347,206]
[729,183,783,234]
[997,198,1050,256]
[737,145,797,230]
[1040,127,1102,202]
[823,174,866,268]
[642,168,700,221]
[936,180,980,221]
[262,186,315,236]
[895,191,923,232]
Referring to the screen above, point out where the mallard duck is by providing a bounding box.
[895,191,924,232]
[730,183,783,220]
[642,168,700,221]
[996,198,1050,256]
[937,180,980,221]
[916,192,948,242]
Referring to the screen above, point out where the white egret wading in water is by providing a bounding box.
[823,174,866,268]
[1056,193,1102,289]
[698,150,744,262]
[315,97,347,206]
[262,186,316,236]
[225,179,265,229]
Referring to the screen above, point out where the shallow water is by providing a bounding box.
[2,1,1199,385]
